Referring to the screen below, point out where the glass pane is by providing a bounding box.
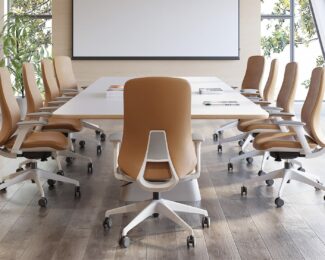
[261,18,291,97]
[261,0,291,15]
[9,0,52,15]
[294,0,324,100]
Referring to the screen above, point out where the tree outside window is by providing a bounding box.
[261,0,324,101]
[0,0,52,97]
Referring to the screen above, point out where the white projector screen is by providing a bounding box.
[72,0,240,60]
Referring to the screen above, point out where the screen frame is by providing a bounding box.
[71,0,240,60]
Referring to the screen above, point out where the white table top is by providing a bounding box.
[52,77,269,120]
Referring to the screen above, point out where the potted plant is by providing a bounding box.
[0,10,51,118]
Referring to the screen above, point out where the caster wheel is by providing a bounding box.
[16,167,24,172]
[103,217,112,229]
[213,133,218,142]
[100,133,106,142]
[258,170,265,176]
[0,181,7,192]
[74,186,81,198]
[265,179,274,186]
[95,130,101,136]
[201,216,210,228]
[71,138,76,144]
[287,180,291,184]
[152,213,159,218]
[38,197,47,208]
[238,151,245,156]
[218,130,223,135]
[217,145,223,154]
[298,167,305,172]
[119,236,130,248]
[31,180,35,184]
[228,163,233,172]
[47,179,56,188]
[57,170,64,176]
[88,162,93,174]
[65,157,73,165]
[187,235,195,248]
[97,145,102,155]
[241,186,247,196]
[79,140,86,149]
[275,197,284,208]
[238,140,244,147]
[246,157,253,164]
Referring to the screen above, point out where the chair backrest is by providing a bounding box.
[41,59,61,104]
[22,63,43,114]
[0,68,21,146]
[53,56,78,92]
[118,77,197,181]
[241,55,265,91]
[263,59,279,102]
[301,67,325,147]
[276,62,298,113]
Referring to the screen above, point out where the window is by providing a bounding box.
[261,0,324,101]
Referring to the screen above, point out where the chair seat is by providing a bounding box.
[5,131,69,150]
[238,119,280,132]
[253,132,317,150]
[43,117,82,132]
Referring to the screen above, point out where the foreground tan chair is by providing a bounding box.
[213,55,266,141]
[53,56,106,144]
[241,67,325,207]
[102,77,209,248]
[23,63,93,172]
[227,62,298,172]
[0,67,81,207]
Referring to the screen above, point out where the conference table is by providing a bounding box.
[53,76,269,120]
[52,76,268,202]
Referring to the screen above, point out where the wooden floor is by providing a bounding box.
[1,119,325,260]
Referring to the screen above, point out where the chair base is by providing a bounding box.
[104,197,209,247]
[120,179,201,202]
[241,161,325,207]
[0,160,80,207]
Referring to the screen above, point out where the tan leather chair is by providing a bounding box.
[214,55,266,141]
[103,77,209,248]
[53,56,106,147]
[0,67,84,207]
[241,67,325,207]
[226,62,298,173]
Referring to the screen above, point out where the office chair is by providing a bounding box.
[23,63,93,171]
[227,62,298,173]
[241,67,325,207]
[0,67,82,207]
[213,55,265,142]
[217,59,279,153]
[102,77,209,248]
[53,56,106,145]
[42,59,103,155]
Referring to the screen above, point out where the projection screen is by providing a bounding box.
[72,0,240,60]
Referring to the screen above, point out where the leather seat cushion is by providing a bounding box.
[253,132,317,150]
[238,119,280,132]
[5,131,69,150]
[43,117,82,132]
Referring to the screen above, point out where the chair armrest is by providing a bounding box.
[81,85,88,89]
[255,101,271,106]
[40,106,59,112]
[263,106,283,112]
[26,112,52,118]
[17,120,47,127]
[109,132,122,143]
[248,96,262,101]
[276,120,306,127]
[269,112,295,118]
[192,133,204,142]
[47,100,67,106]
[56,96,72,101]
[241,89,259,94]
[62,88,78,93]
